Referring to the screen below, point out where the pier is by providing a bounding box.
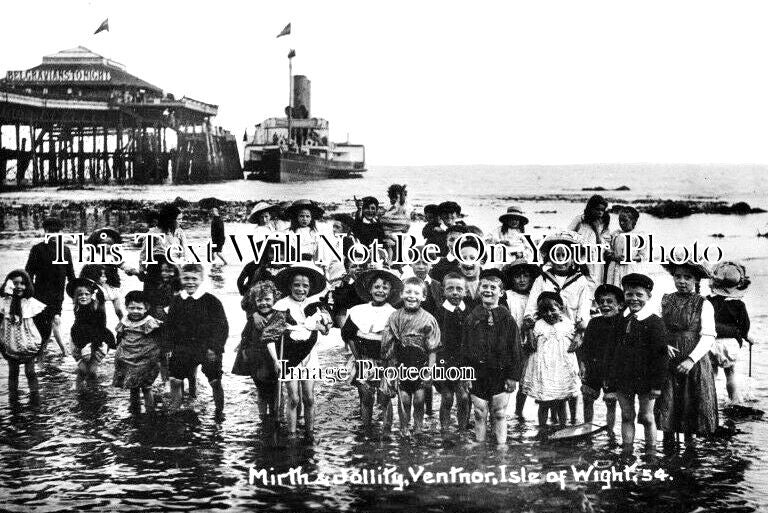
[0,46,242,187]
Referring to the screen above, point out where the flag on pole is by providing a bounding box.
[276,23,291,38]
[94,18,109,35]
[242,130,248,142]
[288,49,296,59]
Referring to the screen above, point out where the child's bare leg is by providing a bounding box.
[130,388,141,413]
[568,396,578,424]
[412,388,426,433]
[439,390,454,432]
[583,398,595,424]
[51,315,67,355]
[188,370,198,398]
[556,400,568,426]
[637,394,657,455]
[286,380,301,433]
[210,379,224,416]
[515,391,527,417]
[537,402,549,427]
[142,387,155,413]
[24,361,39,395]
[358,383,375,429]
[398,390,412,435]
[491,393,510,446]
[382,397,394,434]
[724,366,741,404]
[300,380,315,434]
[616,392,636,454]
[472,395,489,442]
[456,386,470,431]
[424,385,433,416]
[169,378,183,412]
[8,363,20,400]
[605,398,617,431]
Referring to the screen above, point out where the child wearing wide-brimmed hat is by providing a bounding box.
[707,260,751,404]
[273,263,333,439]
[486,206,533,266]
[656,260,718,449]
[284,199,325,262]
[341,268,401,432]
[247,201,280,240]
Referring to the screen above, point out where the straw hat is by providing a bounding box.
[275,263,327,297]
[538,230,583,261]
[66,277,100,298]
[86,227,122,246]
[247,202,279,224]
[355,268,403,304]
[285,199,324,219]
[499,206,529,226]
[710,260,750,298]
[662,260,711,281]
[501,259,541,288]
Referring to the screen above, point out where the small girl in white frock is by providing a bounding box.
[522,292,581,427]
[0,269,46,401]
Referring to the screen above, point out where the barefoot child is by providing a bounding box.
[0,270,45,401]
[381,277,441,436]
[68,277,115,386]
[605,206,646,287]
[708,260,751,404]
[141,256,181,383]
[274,264,333,438]
[232,280,286,421]
[341,269,401,432]
[580,284,623,431]
[656,261,717,449]
[609,273,668,455]
[462,269,521,445]
[502,260,540,418]
[433,272,474,432]
[165,264,229,418]
[522,292,581,428]
[210,207,227,265]
[525,231,591,424]
[113,291,162,414]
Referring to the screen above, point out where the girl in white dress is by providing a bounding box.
[522,292,581,427]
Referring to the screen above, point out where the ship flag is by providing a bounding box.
[288,49,296,59]
[276,23,291,38]
[94,18,109,35]
[243,130,248,142]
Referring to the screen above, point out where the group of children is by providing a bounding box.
[0,194,755,455]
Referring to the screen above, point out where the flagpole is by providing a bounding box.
[288,53,293,149]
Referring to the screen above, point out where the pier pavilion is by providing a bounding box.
[0,46,242,187]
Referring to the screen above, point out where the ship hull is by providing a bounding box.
[245,149,365,182]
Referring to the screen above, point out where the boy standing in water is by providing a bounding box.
[165,264,229,419]
[210,207,227,265]
[462,268,521,446]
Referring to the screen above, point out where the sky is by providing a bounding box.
[2,0,768,166]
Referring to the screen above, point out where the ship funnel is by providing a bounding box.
[293,75,311,118]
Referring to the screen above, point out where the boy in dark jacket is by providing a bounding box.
[166,264,229,418]
[609,273,668,455]
[579,284,624,431]
[461,268,522,446]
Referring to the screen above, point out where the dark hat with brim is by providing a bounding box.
[662,261,711,281]
[86,227,122,246]
[285,199,324,219]
[621,273,654,291]
[710,260,750,298]
[247,202,280,223]
[479,267,505,286]
[66,277,100,298]
[355,268,403,304]
[501,260,541,288]
[275,263,327,297]
[499,206,529,226]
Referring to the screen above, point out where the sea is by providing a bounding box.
[0,164,767,512]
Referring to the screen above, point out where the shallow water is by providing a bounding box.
[1,165,768,512]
